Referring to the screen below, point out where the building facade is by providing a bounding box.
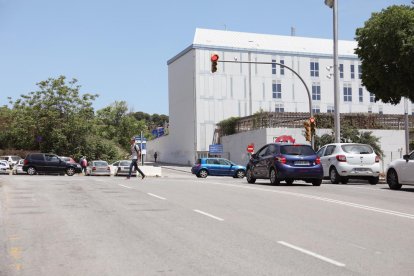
[147,28,411,165]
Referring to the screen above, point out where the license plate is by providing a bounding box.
[294,161,309,166]
[355,168,370,172]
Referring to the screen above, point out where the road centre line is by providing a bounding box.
[194,209,224,221]
[147,193,166,200]
[197,181,414,220]
[278,241,346,267]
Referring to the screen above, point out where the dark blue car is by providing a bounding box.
[246,143,323,186]
[191,158,246,178]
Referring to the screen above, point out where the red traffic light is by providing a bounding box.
[211,54,219,62]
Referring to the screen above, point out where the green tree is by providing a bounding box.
[355,5,414,104]
[6,76,98,155]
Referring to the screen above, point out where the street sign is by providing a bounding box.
[209,144,223,154]
[247,144,254,153]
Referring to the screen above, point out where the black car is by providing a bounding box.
[246,143,323,186]
[23,153,82,176]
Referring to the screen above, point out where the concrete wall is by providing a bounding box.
[221,128,406,172]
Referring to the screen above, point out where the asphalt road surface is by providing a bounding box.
[1,171,414,276]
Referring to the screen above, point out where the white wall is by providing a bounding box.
[222,128,406,172]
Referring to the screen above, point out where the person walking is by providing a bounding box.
[80,156,88,175]
[154,152,158,163]
[127,138,145,180]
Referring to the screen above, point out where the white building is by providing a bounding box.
[148,28,411,165]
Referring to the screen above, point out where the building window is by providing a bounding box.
[272,59,276,75]
[280,59,285,75]
[350,65,355,79]
[272,81,282,99]
[275,103,284,113]
[368,106,372,113]
[358,65,362,79]
[312,106,321,114]
[310,61,319,77]
[312,83,321,101]
[359,87,363,103]
[370,93,375,103]
[379,106,383,115]
[327,106,335,113]
[343,84,352,102]
[339,64,344,78]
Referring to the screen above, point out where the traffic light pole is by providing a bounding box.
[218,60,314,148]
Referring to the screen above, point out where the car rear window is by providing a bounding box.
[280,145,315,156]
[30,154,44,161]
[94,161,108,166]
[11,156,20,161]
[120,161,131,166]
[341,144,373,154]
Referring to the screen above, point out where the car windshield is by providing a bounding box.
[0,161,7,165]
[280,145,315,156]
[94,161,108,166]
[120,161,131,166]
[341,144,373,154]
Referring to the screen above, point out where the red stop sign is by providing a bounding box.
[247,144,254,153]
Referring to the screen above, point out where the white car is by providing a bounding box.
[12,159,26,175]
[316,143,381,184]
[111,160,136,177]
[86,160,111,176]
[0,160,9,174]
[386,151,414,190]
[0,155,22,169]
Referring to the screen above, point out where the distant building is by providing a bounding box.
[147,28,411,165]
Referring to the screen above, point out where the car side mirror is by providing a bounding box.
[403,154,410,162]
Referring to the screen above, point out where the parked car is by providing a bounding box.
[191,158,246,178]
[23,153,82,176]
[316,143,380,184]
[111,160,135,177]
[12,159,26,175]
[246,143,323,186]
[0,160,9,174]
[86,160,111,176]
[0,155,21,169]
[386,151,414,190]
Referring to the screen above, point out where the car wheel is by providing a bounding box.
[285,179,294,185]
[235,170,245,179]
[341,177,349,184]
[66,168,75,176]
[329,167,340,184]
[198,169,208,178]
[387,169,402,190]
[368,176,379,185]
[269,168,280,185]
[27,167,36,175]
[246,168,256,184]
[312,179,322,186]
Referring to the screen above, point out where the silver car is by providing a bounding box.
[111,160,136,177]
[0,160,9,174]
[317,143,381,184]
[86,160,111,176]
[386,151,414,190]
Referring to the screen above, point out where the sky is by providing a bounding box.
[0,0,410,115]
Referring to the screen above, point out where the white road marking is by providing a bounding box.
[278,241,346,267]
[194,209,224,221]
[118,184,133,189]
[199,181,414,220]
[147,193,166,200]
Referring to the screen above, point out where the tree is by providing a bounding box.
[6,76,98,156]
[355,5,414,104]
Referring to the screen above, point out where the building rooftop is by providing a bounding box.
[193,28,357,57]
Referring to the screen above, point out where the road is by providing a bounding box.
[1,170,414,276]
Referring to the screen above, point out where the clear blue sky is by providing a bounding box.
[0,0,410,115]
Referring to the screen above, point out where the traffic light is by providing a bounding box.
[304,120,311,142]
[310,117,316,134]
[211,54,219,73]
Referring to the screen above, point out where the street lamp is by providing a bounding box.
[325,0,341,143]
